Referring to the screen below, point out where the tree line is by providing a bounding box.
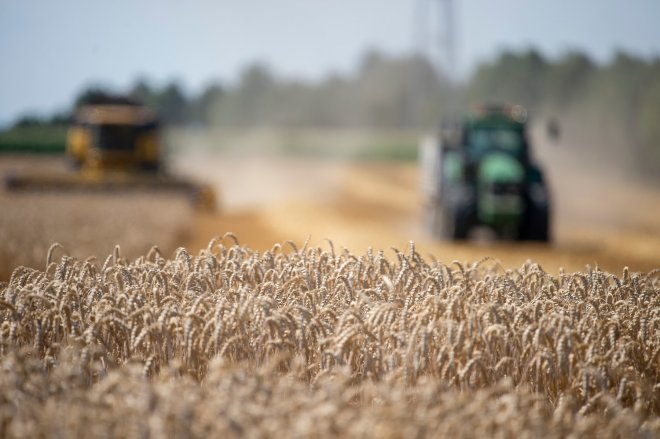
[10,48,660,177]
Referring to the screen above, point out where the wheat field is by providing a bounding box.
[0,235,658,438]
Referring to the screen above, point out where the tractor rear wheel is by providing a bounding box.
[437,202,471,240]
[520,200,550,242]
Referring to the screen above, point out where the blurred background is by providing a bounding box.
[1,0,659,278]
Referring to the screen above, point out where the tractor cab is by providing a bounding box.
[462,104,529,163]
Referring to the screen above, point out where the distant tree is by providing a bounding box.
[129,78,158,108]
[192,83,224,126]
[13,115,46,128]
[544,51,595,109]
[637,70,660,177]
[157,82,188,125]
[73,86,114,108]
[11,111,70,129]
[239,64,274,95]
[467,49,549,109]
[49,111,72,125]
[354,50,447,128]
[230,63,276,126]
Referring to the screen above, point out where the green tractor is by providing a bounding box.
[422,104,551,241]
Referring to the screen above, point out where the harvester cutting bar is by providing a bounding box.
[4,172,216,212]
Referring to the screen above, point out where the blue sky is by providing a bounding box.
[1,0,659,124]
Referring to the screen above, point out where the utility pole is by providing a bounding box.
[440,0,458,116]
[440,0,456,86]
[415,0,458,110]
[416,0,456,82]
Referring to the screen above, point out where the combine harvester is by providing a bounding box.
[5,95,216,211]
[421,104,552,242]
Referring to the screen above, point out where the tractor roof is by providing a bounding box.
[465,104,528,127]
[76,104,157,125]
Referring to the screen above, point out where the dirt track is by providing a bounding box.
[177,151,660,274]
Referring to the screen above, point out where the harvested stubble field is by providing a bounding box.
[0,155,193,280]
[0,237,658,438]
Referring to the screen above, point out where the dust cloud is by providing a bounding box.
[172,128,660,274]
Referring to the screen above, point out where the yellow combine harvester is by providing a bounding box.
[5,96,216,211]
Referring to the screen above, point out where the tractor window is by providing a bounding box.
[469,128,523,157]
[94,124,140,151]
